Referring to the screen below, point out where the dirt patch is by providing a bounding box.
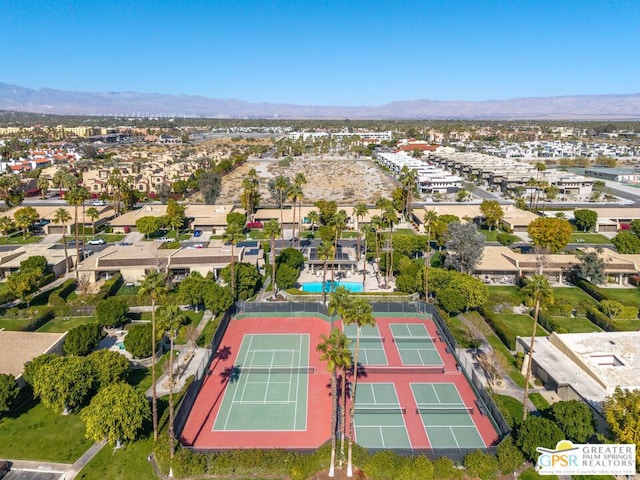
[217,156,396,205]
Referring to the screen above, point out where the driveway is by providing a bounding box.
[122,231,144,243]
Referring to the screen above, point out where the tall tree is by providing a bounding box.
[444,221,486,274]
[157,303,185,469]
[574,209,598,232]
[263,219,281,294]
[32,355,94,414]
[271,176,290,238]
[287,183,303,247]
[107,168,123,215]
[66,186,90,277]
[165,199,186,234]
[328,210,348,282]
[13,206,38,239]
[352,203,369,261]
[240,168,260,217]
[317,241,334,304]
[81,382,150,448]
[527,217,573,253]
[479,200,504,230]
[294,173,307,248]
[603,387,640,464]
[520,274,553,420]
[138,270,167,441]
[423,210,438,300]
[37,175,50,199]
[53,208,72,273]
[0,216,14,236]
[342,297,375,477]
[86,207,100,236]
[223,222,246,299]
[399,166,417,221]
[0,173,21,210]
[199,170,222,205]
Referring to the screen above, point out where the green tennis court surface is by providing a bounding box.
[213,334,309,431]
[411,383,485,449]
[344,324,387,365]
[390,323,443,365]
[354,383,411,448]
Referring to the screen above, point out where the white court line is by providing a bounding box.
[221,334,255,430]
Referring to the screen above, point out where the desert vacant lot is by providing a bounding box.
[217,156,397,205]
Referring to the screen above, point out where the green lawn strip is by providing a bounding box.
[493,313,548,347]
[601,288,640,308]
[551,287,598,307]
[479,227,499,241]
[341,231,358,238]
[491,393,524,427]
[0,319,29,331]
[0,235,42,245]
[116,284,139,296]
[612,318,640,331]
[175,311,204,345]
[93,233,125,242]
[528,392,550,411]
[550,316,601,333]
[76,433,156,480]
[37,316,99,333]
[569,233,611,244]
[0,397,93,463]
[487,286,525,306]
[444,314,473,348]
[393,228,416,235]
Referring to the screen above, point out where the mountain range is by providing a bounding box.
[1,82,639,120]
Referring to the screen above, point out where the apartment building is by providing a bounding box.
[376,151,462,193]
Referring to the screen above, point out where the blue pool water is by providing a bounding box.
[301,281,363,293]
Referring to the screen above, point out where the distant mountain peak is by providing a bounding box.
[0,81,638,119]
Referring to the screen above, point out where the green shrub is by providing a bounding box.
[516,416,564,462]
[599,299,623,318]
[545,299,573,317]
[363,450,404,480]
[463,450,499,480]
[173,447,207,477]
[124,323,154,358]
[496,437,525,474]
[18,307,55,331]
[479,305,514,349]
[63,323,104,356]
[572,277,610,302]
[433,456,462,479]
[96,297,129,327]
[586,306,614,331]
[617,306,638,319]
[536,309,559,333]
[90,273,123,304]
[196,315,220,348]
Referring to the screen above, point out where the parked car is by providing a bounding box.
[33,219,51,227]
[193,230,202,237]
[87,238,106,245]
[117,241,133,246]
[90,200,106,206]
[154,237,169,242]
[66,240,83,246]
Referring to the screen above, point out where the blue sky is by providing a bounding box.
[1,0,639,106]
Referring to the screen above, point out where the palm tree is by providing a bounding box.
[53,208,72,273]
[370,215,384,267]
[241,169,260,217]
[307,210,320,234]
[37,176,50,199]
[274,176,289,238]
[0,216,14,236]
[223,223,245,299]
[317,241,334,305]
[328,286,350,327]
[334,331,352,468]
[66,186,90,278]
[263,220,281,294]
[423,210,438,300]
[342,298,375,477]
[157,303,185,474]
[316,328,349,478]
[138,270,168,441]
[329,210,348,282]
[0,173,20,210]
[381,203,397,287]
[399,166,418,221]
[520,274,553,420]
[287,183,303,248]
[352,203,369,261]
[107,168,123,215]
[86,207,100,236]
[294,173,307,248]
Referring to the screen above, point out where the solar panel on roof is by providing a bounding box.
[246,248,260,255]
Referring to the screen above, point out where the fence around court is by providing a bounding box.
[174,299,511,454]
[279,290,420,303]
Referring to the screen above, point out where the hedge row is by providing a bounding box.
[48,279,77,306]
[586,306,615,331]
[17,307,55,332]
[479,305,516,350]
[90,273,123,304]
[536,310,562,334]
[572,277,610,302]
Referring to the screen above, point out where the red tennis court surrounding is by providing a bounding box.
[179,312,500,453]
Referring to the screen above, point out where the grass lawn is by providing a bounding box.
[551,316,601,333]
[612,318,640,331]
[491,394,523,427]
[393,228,416,235]
[493,313,548,348]
[601,288,640,308]
[0,235,42,245]
[341,231,358,238]
[37,316,99,333]
[528,392,550,411]
[487,286,525,306]
[0,395,93,462]
[92,233,125,243]
[552,287,598,307]
[0,318,28,331]
[479,227,500,242]
[175,310,205,344]
[116,283,140,296]
[76,434,156,480]
[444,314,473,348]
[569,233,611,244]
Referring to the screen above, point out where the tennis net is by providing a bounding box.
[354,407,406,414]
[392,336,435,343]
[350,336,385,343]
[416,406,474,415]
[362,366,445,375]
[232,366,316,374]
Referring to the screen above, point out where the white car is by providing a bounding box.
[87,238,106,245]
[90,200,106,206]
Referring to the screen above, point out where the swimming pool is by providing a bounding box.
[301,281,363,293]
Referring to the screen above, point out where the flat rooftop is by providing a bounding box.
[0,331,66,378]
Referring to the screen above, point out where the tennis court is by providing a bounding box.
[390,323,443,366]
[353,383,411,449]
[411,383,485,449]
[344,324,387,365]
[213,333,310,431]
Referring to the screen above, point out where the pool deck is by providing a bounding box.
[297,258,395,292]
